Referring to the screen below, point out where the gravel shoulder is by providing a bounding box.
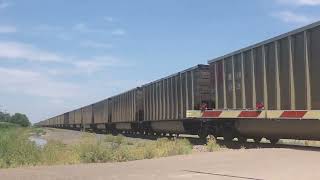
[1,148,320,180]
[41,128,152,145]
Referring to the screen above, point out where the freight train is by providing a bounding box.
[37,21,320,144]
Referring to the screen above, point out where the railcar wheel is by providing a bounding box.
[208,135,216,140]
[253,137,262,143]
[198,130,208,140]
[269,138,279,144]
[223,133,234,142]
[237,136,247,143]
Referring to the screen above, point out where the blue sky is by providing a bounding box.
[0,0,319,123]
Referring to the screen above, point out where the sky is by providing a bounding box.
[0,0,319,123]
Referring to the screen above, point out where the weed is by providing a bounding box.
[0,128,40,168]
[0,127,193,168]
[41,140,80,165]
[206,137,220,152]
[32,128,46,136]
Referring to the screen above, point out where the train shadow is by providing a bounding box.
[88,129,320,152]
[214,139,320,152]
[216,140,320,151]
[123,133,320,152]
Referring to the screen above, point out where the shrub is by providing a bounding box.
[0,122,20,129]
[0,128,78,168]
[105,134,125,144]
[31,127,46,136]
[0,128,40,168]
[0,129,193,168]
[206,137,220,152]
[75,133,112,163]
[76,136,193,163]
[41,140,80,165]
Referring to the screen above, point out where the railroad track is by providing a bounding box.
[107,131,320,151]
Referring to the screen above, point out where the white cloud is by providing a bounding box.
[0,25,17,33]
[0,0,11,9]
[49,99,64,105]
[277,0,320,6]
[32,25,73,40]
[73,61,106,74]
[73,23,86,31]
[73,23,104,33]
[72,56,129,74]
[271,10,316,24]
[0,41,62,62]
[74,24,126,36]
[0,40,129,75]
[47,69,65,76]
[111,29,126,36]
[104,16,114,22]
[41,55,130,76]
[80,40,113,49]
[34,24,63,32]
[56,33,72,41]
[0,40,130,75]
[0,67,81,98]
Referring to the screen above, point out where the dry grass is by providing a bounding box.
[75,134,192,163]
[0,128,193,168]
[205,137,221,152]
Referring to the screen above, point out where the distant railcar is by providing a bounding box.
[141,64,212,134]
[82,105,93,129]
[108,88,143,132]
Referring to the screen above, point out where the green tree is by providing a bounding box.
[9,113,30,127]
[0,111,11,122]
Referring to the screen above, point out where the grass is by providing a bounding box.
[205,137,221,152]
[75,133,192,163]
[40,140,80,165]
[0,127,193,168]
[0,126,41,168]
[0,122,20,129]
[30,127,46,136]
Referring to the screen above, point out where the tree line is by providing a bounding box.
[0,110,30,127]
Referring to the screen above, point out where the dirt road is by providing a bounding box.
[1,148,320,180]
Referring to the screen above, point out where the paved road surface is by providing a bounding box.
[1,148,320,180]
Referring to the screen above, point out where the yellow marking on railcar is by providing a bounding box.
[303,110,320,120]
[265,110,284,119]
[186,110,203,118]
[220,110,242,118]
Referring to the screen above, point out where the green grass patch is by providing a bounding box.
[0,127,40,168]
[0,127,193,168]
[0,122,20,129]
[40,140,80,165]
[31,127,46,136]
